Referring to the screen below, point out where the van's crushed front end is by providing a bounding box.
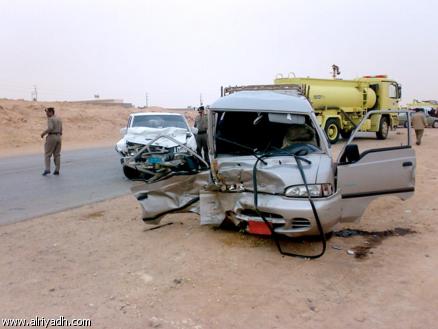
[200,154,341,237]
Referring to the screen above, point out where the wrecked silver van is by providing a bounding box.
[131,88,416,239]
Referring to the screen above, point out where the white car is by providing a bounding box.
[116,112,198,179]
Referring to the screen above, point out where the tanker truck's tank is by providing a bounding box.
[308,86,376,110]
[275,77,377,110]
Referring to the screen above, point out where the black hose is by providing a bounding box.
[252,153,327,259]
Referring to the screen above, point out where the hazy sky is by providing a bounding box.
[0,0,437,107]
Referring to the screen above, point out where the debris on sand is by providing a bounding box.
[335,227,416,259]
[143,222,174,232]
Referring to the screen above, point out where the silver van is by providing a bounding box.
[131,89,416,237]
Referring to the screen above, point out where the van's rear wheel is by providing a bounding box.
[376,117,389,140]
[324,119,340,144]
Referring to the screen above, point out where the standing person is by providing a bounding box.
[411,108,427,145]
[194,106,209,164]
[40,107,63,175]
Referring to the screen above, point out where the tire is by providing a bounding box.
[324,119,340,144]
[403,121,409,128]
[376,117,389,140]
[340,130,352,140]
[433,120,438,128]
[123,166,141,180]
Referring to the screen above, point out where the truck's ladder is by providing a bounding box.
[223,84,302,96]
[362,88,368,108]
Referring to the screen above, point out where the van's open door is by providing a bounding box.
[337,110,416,222]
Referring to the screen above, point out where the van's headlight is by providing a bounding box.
[284,184,333,198]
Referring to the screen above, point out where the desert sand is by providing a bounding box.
[0,121,437,328]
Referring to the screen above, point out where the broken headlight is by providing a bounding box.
[284,184,333,198]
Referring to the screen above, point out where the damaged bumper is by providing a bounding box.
[131,172,210,224]
[200,190,341,237]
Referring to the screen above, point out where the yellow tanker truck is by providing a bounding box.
[274,74,401,143]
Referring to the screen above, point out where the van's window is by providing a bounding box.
[337,111,411,163]
[214,111,320,155]
[132,115,188,129]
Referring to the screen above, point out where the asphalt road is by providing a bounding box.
[0,147,132,225]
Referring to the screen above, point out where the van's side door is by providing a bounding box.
[336,110,416,222]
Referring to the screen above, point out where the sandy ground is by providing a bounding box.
[1,129,437,328]
[0,99,197,157]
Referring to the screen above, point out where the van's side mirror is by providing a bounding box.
[191,127,199,135]
[339,144,360,164]
[120,127,127,136]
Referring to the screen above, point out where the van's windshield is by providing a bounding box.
[213,111,321,156]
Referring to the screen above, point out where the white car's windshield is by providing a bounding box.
[132,115,188,129]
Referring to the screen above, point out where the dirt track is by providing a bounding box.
[0,129,437,329]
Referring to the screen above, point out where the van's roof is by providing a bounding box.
[131,112,184,117]
[210,91,312,113]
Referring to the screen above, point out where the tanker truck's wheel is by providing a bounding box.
[376,117,389,140]
[324,119,340,144]
[340,130,352,140]
[404,121,409,128]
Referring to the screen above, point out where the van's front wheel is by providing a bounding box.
[376,117,389,140]
[123,166,141,180]
[325,119,340,144]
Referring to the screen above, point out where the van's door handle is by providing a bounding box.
[403,161,413,167]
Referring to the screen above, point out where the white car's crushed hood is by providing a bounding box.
[116,127,197,154]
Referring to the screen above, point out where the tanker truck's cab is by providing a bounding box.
[275,75,402,144]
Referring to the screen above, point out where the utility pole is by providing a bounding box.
[331,64,341,79]
[145,92,149,108]
[200,93,203,106]
[31,85,38,101]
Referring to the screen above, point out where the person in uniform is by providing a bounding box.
[194,106,209,164]
[40,107,63,175]
[411,108,427,145]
